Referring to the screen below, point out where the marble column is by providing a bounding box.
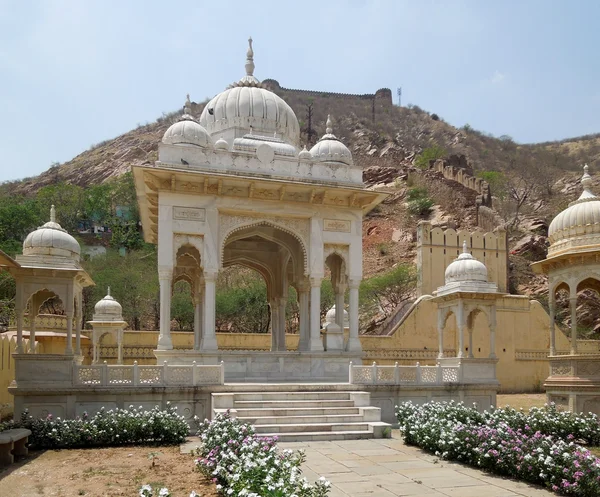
[270,300,279,351]
[65,311,74,355]
[468,328,474,358]
[335,286,345,331]
[489,306,497,359]
[278,297,287,351]
[437,310,444,359]
[457,300,465,358]
[570,296,578,355]
[201,271,218,351]
[347,281,362,352]
[75,292,82,356]
[117,329,124,364]
[193,292,203,351]
[29,302,37,354]
[15,308,24,354]
[157,268,173,350]
[297,286,310,352]
[309,277,324,351]
[549,293,556,356]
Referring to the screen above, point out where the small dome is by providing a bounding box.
[23,206,80,261]
[93,288,124,322]
[199,38,300,145]
[299,146,312,160]
[324,305,349,327]
[548,165,600,254]
[215,137,229,150]
[162,96,211,148]
[444,242,488,284]
[309,115,353,166]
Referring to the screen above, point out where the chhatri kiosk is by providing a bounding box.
[132,38,385,381]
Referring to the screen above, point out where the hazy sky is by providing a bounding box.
[1,0,599,182]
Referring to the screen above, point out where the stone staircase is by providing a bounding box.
[213,390,391,441]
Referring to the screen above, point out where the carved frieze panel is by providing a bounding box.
[173,207,206,222]
[324,219,351,233]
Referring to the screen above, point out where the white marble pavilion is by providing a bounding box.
[132,38,385,381]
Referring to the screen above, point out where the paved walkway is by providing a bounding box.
[279,432,555,497]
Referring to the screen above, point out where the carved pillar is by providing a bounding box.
[75,292,82,356]
[270,300,279,351]
[489,305,497,359]
[65,311,74,355]
[549,291,556,356]
[570,296,578,355]
[117,329,124,365]
[335,284,346,331]
[193,291,203,351]
[297,285,310,352]
[437,309,444,359]
[457,300,465,358]
[201,271,218,351]
[347,280,361,352]
[309,277,324,351]
[15,284,24,354]
[29,296,37,354]
[157,267,173,350]
[278,297,287,351]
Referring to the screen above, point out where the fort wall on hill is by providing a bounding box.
[262,79,393,108]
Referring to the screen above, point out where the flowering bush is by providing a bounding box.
[16,403,189,449]
[138,485,199,497]
[195,411,331,496]
[396,401,600,496]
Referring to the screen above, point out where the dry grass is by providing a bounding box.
[496,393,548,411]
[0,445,218,497]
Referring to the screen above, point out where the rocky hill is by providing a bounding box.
[3,83,600,330]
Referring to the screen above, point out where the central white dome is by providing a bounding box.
[199,38,300,146]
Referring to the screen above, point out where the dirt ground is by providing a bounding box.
[496,393,548,410]
[0,445,218,497]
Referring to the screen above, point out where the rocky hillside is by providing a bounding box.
[3,88,600,310]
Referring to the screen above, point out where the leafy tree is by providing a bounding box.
[359,264,417,319]
[0,196,42,255]
[37,183,85,232]
[477,171,508,200]
[171,281,194,330]
[406,187,434,216]
[415,145,447,169]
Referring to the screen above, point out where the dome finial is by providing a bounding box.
[582,164,593,191]
[462,240,468,253]
[107,286,111,297]
[326,115,333,135]
[184,94,192,115]
[50,205,56,223]
[245,36,255,77]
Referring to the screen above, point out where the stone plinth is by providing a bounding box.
[545,355,600,414]
[153,350,362,382]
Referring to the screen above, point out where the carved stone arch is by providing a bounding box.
[23,283,69,314]
[575,274,600,294]
[440,307,456,328]
[466,305,491,329]
[324,244,350,277]
[550,278,571,298]
[223,256,276,300]
[173,234,203,268]
[219,214,309,275]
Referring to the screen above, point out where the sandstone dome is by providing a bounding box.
[444,241,489,284]
[23,205,80,261]
[93,288,124,322]
[162,96,212,148]
[309,115,353,166]
[548,165,600,254]
[199,38,300,146]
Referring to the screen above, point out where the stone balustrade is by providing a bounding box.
[74,361,224,387]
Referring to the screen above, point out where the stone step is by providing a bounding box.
[234,399,355,409]
[260,430,375,442]
[238,413,366,425]
[231,407,361,417]
[232,391,354,401]
[253,422,370,434]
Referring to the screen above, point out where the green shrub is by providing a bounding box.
[414,145,446,169]
[407,197,434,216]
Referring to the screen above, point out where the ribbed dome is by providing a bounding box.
[309,115,353,166]
[548,165,600,252]
[445,242,488,284]
[162,95,212,148]
[23,206,80,261]
[93,288,123,322]
[199,38,300,145]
